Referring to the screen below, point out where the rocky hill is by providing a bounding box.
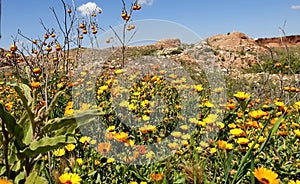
[1,32,300,72]
[255,35,300,47]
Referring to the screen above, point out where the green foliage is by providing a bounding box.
[246,47,300,74]
[0,82,100,183]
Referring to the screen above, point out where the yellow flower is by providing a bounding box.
[94,160,100,166]
[79,136,91,144]
[180,125,189,131]
[236,137,250,145]
[253,167,279,184]
[294,129,300,138]
[288,180,300,184]
[171,131,181,138]
[142,115,150,121]
[203,114,218,124]
[65,144,75,152]
[97,85,109,94]
[218,140,227,150]
[217,122,225,129]
[275,101,285,107]
[146,151,155,159]
[59,173,82,184]
[225,143,234,150]
[128,103,136,111]
[113,132,128,142]
[41,155,48,161]
[233,91,251,101]
[30,81,41,89]
[144,125,156,132]
[57,82,64,88]
[133,91,140,96]
[140,182,148,184]
[214,87,223,93]
[53,148,65,157]
[197,121,206,127]
[226,102,236,110]
[194,84,203,92]
[230,128,244,137]
[0,178,13,184]
[107,125,116,132]
[99,85,109,91]
[168,142,179,150]
[203,101,214,108]
[200,141,209,148]
[294,101,300,111]
[258,136,266,143]
[228,123,236,129]
[209,147,217,154]
[249,109,267,119]
[115,69,125,74]
[5,102,13,111]
[130,182,138,184]
[181,134,191,140]
[295,101,300,106]
[90,139,96,144]
[141,100,149,107]
[64,109,74,115]
[107,157,115,163]
[125,139,135,147]
[181,140,189,146]
[248,142,260,149]
[275,101,287,111]
[76,158,83,165]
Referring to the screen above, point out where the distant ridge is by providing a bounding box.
[255,35,300,48]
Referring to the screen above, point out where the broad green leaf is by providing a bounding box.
[174,178,185,184]
[43,109,103,134]
[14,86,35,128]
[18,83,33,106]
[14,171,25,184]
[0,103,24,148]
[25,171,48,184]
[22,119,33,145]
[20,135,76,157]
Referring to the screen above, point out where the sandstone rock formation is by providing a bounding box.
[255,35,300,47]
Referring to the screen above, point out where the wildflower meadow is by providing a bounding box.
[0,0,300,184]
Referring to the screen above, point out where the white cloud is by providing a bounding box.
[137,0,154,6]
[291,5,300,10]
[78,2,102,16]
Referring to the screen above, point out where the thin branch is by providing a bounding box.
[50,7,66,37]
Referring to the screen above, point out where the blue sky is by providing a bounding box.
[1,0,300,49]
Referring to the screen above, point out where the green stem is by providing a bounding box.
[250,155,255,184]
[2,121,10,178]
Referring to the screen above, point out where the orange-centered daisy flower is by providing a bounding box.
[97,142,112,155]
[253,167,280,184]
[150,173,164,182]
[249,109,267,119]
[230,128,244,137]
[59,173,82,184]
[233,91,251,101]
[0,178,13,184]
